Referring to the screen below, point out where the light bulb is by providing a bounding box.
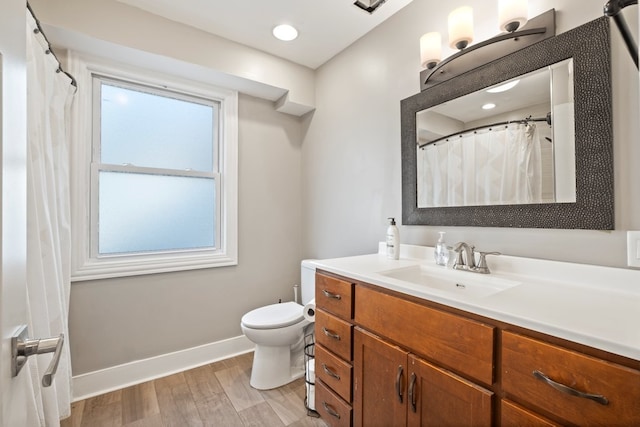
[499,0,528,32]
[448,6,474,50]
[420,32,442,69]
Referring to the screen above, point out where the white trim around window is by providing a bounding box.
[68,52,238,281]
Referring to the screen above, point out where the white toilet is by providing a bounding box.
[241,261,316,390]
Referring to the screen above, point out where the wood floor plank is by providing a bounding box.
[215,365,264,412]
[122,413,165,427]
[60,400,85,427]
[155,372,203,427]
[237,401,285,427]
[288,415,328,427]
[266,390,308,426]
[195,392,244,427]
[121,381,160,424]
[80,390,122,427]
[184,364,224,403]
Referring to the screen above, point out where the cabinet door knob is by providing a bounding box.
[396,365,404,403]
[532,370,609,406]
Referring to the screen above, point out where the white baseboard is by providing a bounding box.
[72,335,254,401]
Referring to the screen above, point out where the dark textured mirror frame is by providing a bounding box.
[401,17,613,229]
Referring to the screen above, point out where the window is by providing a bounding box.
[69,55,237,280]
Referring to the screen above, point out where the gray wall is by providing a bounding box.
[302,0,640,268]
[68,94,305,374]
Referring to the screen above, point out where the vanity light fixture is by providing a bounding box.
[419,7,555,91]
[272,24,298,41]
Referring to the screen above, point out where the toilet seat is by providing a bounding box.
[241,301,304,330]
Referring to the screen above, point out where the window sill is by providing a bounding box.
[71,251,237,282]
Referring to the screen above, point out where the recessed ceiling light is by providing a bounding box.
[482,103,496,110]
[272,24,298,41]
[487,80,520,93]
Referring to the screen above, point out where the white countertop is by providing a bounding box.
[307,243,640,361]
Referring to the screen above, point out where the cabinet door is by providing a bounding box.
[353,328,408,427]
[407,355,493,427]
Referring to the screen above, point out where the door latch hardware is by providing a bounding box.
[11,325,64,387]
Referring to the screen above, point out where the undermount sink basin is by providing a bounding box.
[379,264,521,298]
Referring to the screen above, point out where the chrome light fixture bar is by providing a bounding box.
[420,9,555,91]
[604,0,638,68]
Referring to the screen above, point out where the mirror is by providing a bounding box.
[416,59,574,208]
[401,17,613,229]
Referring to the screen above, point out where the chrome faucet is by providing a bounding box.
[452,242,476,271]
[452,242,500,274]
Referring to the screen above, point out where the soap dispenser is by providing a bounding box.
[386,217,400,260]
[434,231,449,266]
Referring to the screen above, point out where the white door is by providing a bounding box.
[0,1,36,426]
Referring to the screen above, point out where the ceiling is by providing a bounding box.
[116,0,415,69]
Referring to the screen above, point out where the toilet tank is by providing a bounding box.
[300,260,317,304]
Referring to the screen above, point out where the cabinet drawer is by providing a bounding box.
[316,379,352,427]
[316,272,354,320]
[316,309,353,361]
[316,344,352,402]
[355,285,494,385]
[501,399,560,427]
[502,331,640,426]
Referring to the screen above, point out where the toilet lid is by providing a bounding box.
[242,301,304,329]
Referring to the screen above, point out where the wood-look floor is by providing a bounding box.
[61,352,327,427]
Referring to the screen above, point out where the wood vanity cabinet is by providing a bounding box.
[315,270,640,427]
[314,272,355,427]
[353,284,494,427]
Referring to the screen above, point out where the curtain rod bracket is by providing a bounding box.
[604,0,639,68]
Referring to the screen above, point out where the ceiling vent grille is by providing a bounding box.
[354,0,387,14]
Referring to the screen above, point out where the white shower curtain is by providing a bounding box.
[26,10,75,426]
[418,123,543,207]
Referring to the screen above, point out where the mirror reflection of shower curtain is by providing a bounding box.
[419,123,543,207]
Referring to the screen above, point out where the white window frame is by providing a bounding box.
[68,53,238,281]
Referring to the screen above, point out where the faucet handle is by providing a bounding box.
[475,251,501,273]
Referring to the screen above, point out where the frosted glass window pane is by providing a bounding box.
[100,83,215,171]
[98,172,215,254]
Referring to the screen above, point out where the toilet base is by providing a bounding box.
[249,344,305,390]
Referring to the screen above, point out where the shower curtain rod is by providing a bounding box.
[604,0,639,69]
[418,115,551,149]
[27,2,77,87]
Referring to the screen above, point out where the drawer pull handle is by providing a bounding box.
[396,365,404,404]
[322,327,341,341]
[322,363,341,380]
[322,289,342,300]
[322,401,341,419]
[532,370,609,406]
[409,372,417,413]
